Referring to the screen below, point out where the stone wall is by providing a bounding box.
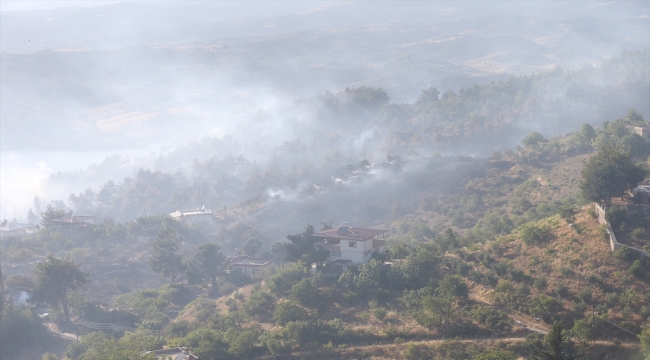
[594,203,648,256]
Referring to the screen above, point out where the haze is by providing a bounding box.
[2,1,650,359]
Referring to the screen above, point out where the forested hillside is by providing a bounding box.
[2,103,650,359]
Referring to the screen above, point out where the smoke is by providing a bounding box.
[1,1,648,221]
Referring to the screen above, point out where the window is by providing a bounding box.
[348,242,357,248]
[331,250,341,257]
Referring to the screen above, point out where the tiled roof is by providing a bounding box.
[313,227,388,240]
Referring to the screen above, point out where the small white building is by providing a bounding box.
[170,206,213,223]
[0,220,38,239]
[313,224,388,273]
[229,255,276,276]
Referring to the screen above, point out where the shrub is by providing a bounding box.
[577,288,593,303]
[585,274,600,284]
[572,301,587,313]
[521,224,552,246]
[605,206,627,228]
[219,282,237,296]
[605,292,619,305]
[507,267,525,282]
[614,246,636,262]
[558,205,577,220]
[359,310,370,322]
[555,284,570,298]
[243,290,276,316]
[469,305,512,334]
[612,337,621,346]
[599,224,610,242]
[403,344,426,360]
[631,228,647,240]
[586,206,597,219]
[273,301,309,326]
[233,291,245,301]
[629,260,645,277]
[373,307,387,320]
[534,277,548,290]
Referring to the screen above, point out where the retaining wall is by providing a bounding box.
[594,203,648,256]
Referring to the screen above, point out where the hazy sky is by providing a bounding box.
[0,1,128,12]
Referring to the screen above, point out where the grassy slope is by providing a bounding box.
[173,148,648,358]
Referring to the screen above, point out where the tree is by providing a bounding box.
[27,208,39,224]
[29,254,91,322]
[40,205,65,227]
[273,300,309,326]
[530,322,583,360]
[639,321,650,356]
[474,349,516,360]
[42,352,59,360]
[579,145,645,208]
[188,243,225,290]
[522,131,546,148]
[289,279,321,308]
[148,227,184,284]
[285,224,317,261]
[271,241,288,265]
[242,237,263,257]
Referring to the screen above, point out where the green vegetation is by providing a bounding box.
[29,254,91,321]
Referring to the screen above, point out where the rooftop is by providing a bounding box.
[51,215,96,224]
[313,225,388,241]
[170,206,213,218]
[229,255,275,267]
[0,221,38,232]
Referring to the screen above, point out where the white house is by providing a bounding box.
[229,255,276,276]
[169,206,213,223]
[0,220,38,239]
[313,223,388,273]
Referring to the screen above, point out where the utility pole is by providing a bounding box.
[143,207,147,217]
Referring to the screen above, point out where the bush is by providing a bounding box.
[273,301,309,326]
[534,277,548,290]
[586,206,597,219]
[605,292,619,305]
[585,274,600,284]
[577,288,593,303]
[555,284,570,298]
[508,267,525,282]
[266,262,307,295]
[521,224,552,246]
[374,307,387,320]
[572,301,587,313]
[631,228,647,240]
[243,290,276,316]
[469,305,512,334]
[629,260,645,278]
[605,206,627,228]
[614,246,636,262]
[219,282,237,296]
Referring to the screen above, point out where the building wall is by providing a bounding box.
[232,262,275,276]
[333,239,384,265]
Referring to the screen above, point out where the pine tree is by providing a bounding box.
[189,243,225,290]
[148,227,184,284]
[40,205,65,227]
[29,255,91,322]
[530,322,584,360]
